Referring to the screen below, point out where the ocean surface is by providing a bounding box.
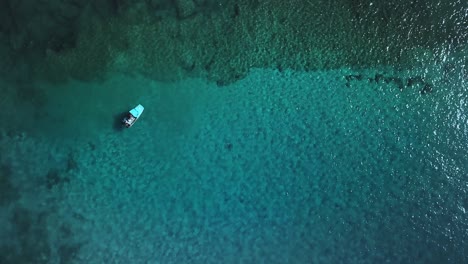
[0,1,467,263]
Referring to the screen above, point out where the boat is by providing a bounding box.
[122,104,144,128]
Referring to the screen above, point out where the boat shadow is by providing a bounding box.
[113,111,128,132]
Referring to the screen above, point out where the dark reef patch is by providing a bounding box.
[0,163,20,205]
[2,207,52,264]
[1,206,83,264]
[66,152,79,172]
[45,168,70,190]
[345,73,434,94]
[232,3,240,18]
[14,82,47,108]
[57,242,83,264]
[0,164,84,263]
[225,143,233,151]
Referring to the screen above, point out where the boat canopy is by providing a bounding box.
[130,104,144,118]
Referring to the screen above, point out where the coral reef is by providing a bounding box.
[0,0,465,84]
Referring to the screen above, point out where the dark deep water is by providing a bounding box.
[0,0,467,263]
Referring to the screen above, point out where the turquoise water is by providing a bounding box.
[1,1,467,263]
[2,65,467,263]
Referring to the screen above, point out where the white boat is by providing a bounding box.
[122,104,144,128]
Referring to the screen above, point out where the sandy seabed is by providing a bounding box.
[1,64,467,263]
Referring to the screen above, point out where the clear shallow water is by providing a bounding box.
[1,64,467,263]
[0,0,467,263]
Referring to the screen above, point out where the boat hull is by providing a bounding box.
[122,104,144,128]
